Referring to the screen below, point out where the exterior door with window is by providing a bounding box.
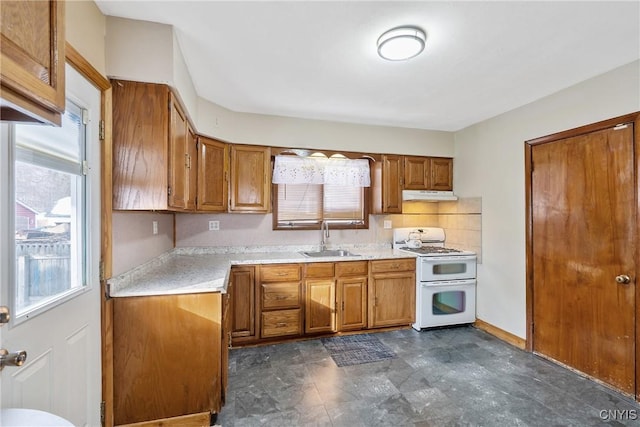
[0,65,102,426]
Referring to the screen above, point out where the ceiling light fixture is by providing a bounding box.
[377,26,426,61]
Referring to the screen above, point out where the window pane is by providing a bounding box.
[13,103,86,317]
[277,184,322,224]
[14,162,84,314]
[323,184,364,222]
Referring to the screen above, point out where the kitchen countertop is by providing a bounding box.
[107,245,417,298]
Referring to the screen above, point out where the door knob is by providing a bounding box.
[615,275,631,284]
[0,349,27,371]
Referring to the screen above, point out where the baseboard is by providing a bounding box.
[474,318,526,349]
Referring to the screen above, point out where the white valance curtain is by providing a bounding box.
[272,155,371,187]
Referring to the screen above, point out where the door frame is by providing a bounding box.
[65,44,113,426]
[525,111,640,400]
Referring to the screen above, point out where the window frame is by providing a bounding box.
[8,100,91,324]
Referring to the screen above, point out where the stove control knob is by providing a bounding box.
[615,275,631,284]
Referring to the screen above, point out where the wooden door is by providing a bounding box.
[168,95,188,209]
[305,279,336,333]
[229,144,270,212]
[229,266,255,341]
[530,123,636,394]
[337,276,367,331]
[404,156,429,189]
[197,137,228,212]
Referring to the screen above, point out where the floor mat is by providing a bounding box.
[321,334,396,367]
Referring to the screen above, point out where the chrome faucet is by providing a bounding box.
[320,220,330,251]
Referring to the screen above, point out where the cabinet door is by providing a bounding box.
[382,154,403,213]
[369,271,416,328]
[0,0,65,125]
[186,125,198,210]
[305,279,336,334]
[230,145,271,212]
[112,80,170,210]
[337,276,367,331]
[229,266,256,340]
[429,157,453,190]
[404,156,430,189]
[197,137,229,212]
[169,95,188,209]
[221,292,230,405]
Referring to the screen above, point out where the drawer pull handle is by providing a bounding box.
[276,322,287,327]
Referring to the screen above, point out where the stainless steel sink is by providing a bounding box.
[301,249,360,258]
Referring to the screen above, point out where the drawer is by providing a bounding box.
[260,264,301,282]
[305,262,334,278]
[261,309,302,338]
[262,282,301,309]
[336,260,368,277]
[370,258,416,273]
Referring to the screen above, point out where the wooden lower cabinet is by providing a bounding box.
[369,259,416,328]
[305,278,337,334]
[336,261,368,331]
[259,264,303,339]
[229,266,256,343]
[231,258,414,346]
[337,276,368,331]
[113,292,227,426]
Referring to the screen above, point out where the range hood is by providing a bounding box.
[402,190,458,202]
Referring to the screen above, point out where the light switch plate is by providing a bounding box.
[152,221,158,235]
[383,220,392,229]
[209,220,220,231]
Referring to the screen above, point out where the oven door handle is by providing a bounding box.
[421,280,476,287]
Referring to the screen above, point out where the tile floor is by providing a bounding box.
[217,326,640,426]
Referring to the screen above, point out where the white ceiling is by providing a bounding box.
[95,1,639,131]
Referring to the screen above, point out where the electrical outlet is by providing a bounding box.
[152,221,158,235]
[383,220,392,229]
[208,220,220,231]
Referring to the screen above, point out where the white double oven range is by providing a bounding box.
[393,227,477,330]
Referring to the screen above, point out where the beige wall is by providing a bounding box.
[454,60,640,339]
[196,99,455,157]
[66,0,107,75]
[112,212,174,276]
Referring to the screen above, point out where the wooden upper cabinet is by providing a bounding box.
[168,94,189,209]
[371,154,403,214]
[0,0,65,125]
[229,144,271,212]
[186,125,198,210]
[404,156,453,191]
[197,136,229,212]
[112,80,195,211]
[429,157,453,190]
[404,156,430,189]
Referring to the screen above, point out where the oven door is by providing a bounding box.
[420,255,476,282]
[414,279,476,329]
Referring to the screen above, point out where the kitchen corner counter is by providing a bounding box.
[107,245,416,298]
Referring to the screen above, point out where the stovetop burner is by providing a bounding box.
[401,246,463,255]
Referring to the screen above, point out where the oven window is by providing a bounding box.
[433,263,467,275]
[432,291,466,315]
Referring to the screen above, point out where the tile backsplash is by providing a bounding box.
[111,198,483,274]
